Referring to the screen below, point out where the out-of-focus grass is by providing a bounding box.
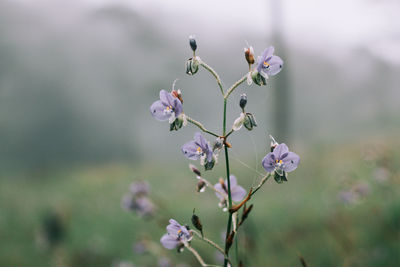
[0,139,399,267]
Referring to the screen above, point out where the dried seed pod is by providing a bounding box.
[225,231,235,251]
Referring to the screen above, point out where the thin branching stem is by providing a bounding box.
[224,75,247,99]
[200,177,228,202]
[185,244,221,267]
[251,173,272,196]
[199,60,224,96]
[192,230,226,257]
[186,116,220,137]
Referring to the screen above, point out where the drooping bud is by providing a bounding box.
[177,243,185,253]
[213,137,224,152]
[232,113,246,131]
[244,46,255,65]
[219,178,228,193]
[186,57,199,75]
[239,94,247,110]
[171,89,183,104]
[243,113,257,131]
[191,209,203,237]
[189,164,202,177]
[189,35,197,52]
[196,179,206,192]
[269,135,279,152]
[274,171,288,184]
[251,70,267,86]
[204,158,215,171]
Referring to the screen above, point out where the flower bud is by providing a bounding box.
[191,210,203,236]
[239,94,247,110]
[189,35,197,52]
[213,137,224,152]
[244,46,255,65]
[185,57,199,75]
[189,164,202,177]
[171,89,183,104]
[232,113,245,131]
[196,179,206,192]
[169,114,187,131]
[274,171,287,184]
[204,158,215,171]
[251,70,267,86]
[243,113,257,131]
[269,135,278,152]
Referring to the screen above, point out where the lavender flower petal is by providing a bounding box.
[265,55,283,76]
[166,219,182,235]
[262,153,275,173]
[159,90,175,107]
[214,183,225,201]
[231,185,246,202]
[160,234,179,249]
[150,100,170,121]
[181,141,201,160]
[281,152,300,172]
[273,143,289,159]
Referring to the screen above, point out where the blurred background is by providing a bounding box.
[0,0,399,266]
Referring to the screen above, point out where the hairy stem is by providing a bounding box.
[187,116,220,137]
[200,177,228,202]
[185,244,221,267]
[224,75,247,99]
[251,173,272,196]
[199,60,224,96]
[192,230,226,257]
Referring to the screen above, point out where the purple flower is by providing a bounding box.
[181,132,214,169]
[130,181,150,196]
[256,46,283,78]
[262,143,300,176]
[214,175,246,210]
[160,219,192,250]
[150,90,183,124]
[121,194,155,218]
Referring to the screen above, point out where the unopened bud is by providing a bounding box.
[204,158,215,171]
[186,57,199,75]
[213,138,224,151]
[219,178,227,193]
[189,164,201,177]
[196,179,206,192]
[189,35,197,52]
[177,243,185,253]
[191,210,203,236]
[243,113,257,131]
[274,171,287,184]
[171,89,183,104]
[269,135,279,152]
[239,94,247,110]
[251,70,267,86]
[244,46,255,65]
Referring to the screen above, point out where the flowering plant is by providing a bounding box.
[130,36,300,266]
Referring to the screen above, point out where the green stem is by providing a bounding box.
[224,75,247,99]
[186,116,220,137]
[223,95,233,267]
[199,60,224,96]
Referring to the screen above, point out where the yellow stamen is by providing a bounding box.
[196,147,202,153]
[166,106,170,111]
[263,61,270,67]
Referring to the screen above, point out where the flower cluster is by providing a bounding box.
[121,181,155,218]
[143,35,301,267]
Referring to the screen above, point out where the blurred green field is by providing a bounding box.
[1,139,399,267]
